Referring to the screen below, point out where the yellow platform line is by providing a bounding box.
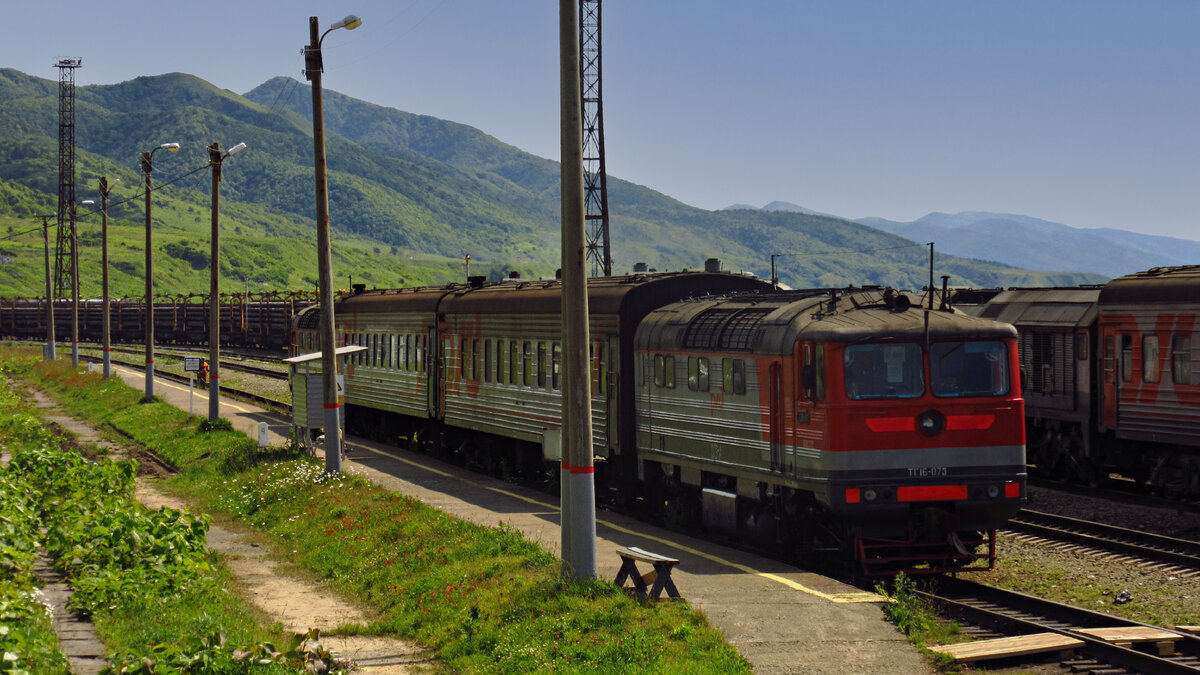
[347,440,882,604]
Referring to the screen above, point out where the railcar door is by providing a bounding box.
[605,338,619,453]
[427,326,440,418]
[769,361,783,471]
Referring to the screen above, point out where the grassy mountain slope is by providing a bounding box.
[1,67,1100,298]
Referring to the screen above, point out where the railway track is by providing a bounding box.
[81,354,286,411]
[101,346,288,381]
[1005,510,1200,574]
[1031,477,1200,516]
[922,575,1200,673]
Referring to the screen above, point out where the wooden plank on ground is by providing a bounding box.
[1175,626,1200,636]
[928,633,1083,662]
[1074,627,1181,642]
[1074,626,1182,656]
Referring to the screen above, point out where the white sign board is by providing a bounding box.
[183,356,201,372]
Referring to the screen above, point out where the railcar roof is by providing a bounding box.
[1099,265,1200,304]
[638,288,1016,353]
[975,287,1100,328]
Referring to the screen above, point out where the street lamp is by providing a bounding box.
[207,141,247,421]
[83,177,121,378]
[141,142,180,402]
[304,13,362,473]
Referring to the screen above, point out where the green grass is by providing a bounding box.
[876,574,962,670]
[5,344,749,674]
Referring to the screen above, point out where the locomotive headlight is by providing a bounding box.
[916,410,946,437]
[986,485,1000,498]
[864,488,878,502]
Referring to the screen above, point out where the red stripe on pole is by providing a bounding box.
[323,403,341,409]
[210,375,219,381]
[103,348,111,352]
[146,360,154,365]
[560,461,595,475]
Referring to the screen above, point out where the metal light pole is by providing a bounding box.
[99,178,118,377]
[207,141,247,420]
[40,215,56,360]
[70,197,80,366]
[560,0,597,580]
[140,142,180,402]
[304,13,362,473]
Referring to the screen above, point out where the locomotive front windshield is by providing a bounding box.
[930,340,1009,397]
[844,343,924,399]
[844,340,1010,399]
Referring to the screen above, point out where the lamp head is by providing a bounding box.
[226,142,248,157]
[159,142,181,152]
[331,14,362,31]
[81,200,95,206]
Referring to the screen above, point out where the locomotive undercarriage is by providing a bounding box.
[1027,418,1102,486]
[639,461,995,577]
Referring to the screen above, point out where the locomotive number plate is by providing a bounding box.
[908,466,948,477]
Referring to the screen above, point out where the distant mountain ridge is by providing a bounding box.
[731,202,1199,279]
[0,67,1105,296]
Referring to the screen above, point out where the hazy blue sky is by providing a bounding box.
[6,1,1199,239]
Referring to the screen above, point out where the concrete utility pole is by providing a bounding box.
[140,142,180,402]
[560,0,597,581]
[207,140,246,420]
[305,13,362,473]
[41,215,56,360]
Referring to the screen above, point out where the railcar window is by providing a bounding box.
[510,340,520,384]
[1173,336,1191,385]
[415,335,424,372]
[495,339,502,383]
[688,357,710,391]
[1121,336,1132,383]
[460,338,467,380]
[1076,332,1088,361]
[537,342,548,388]
[552,343,561,390]
[484,339,491,383]
[473,339,481,382]
[1143,335,1160,384]
[666,355,675,388]
[723,358,747,395]
[524,341,535,387]
[931,341,1009,397]
[844,343,923,399]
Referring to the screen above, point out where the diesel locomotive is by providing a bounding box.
[294,271,1027,576]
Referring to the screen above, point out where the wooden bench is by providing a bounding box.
[928,633,1083,663]
[1074,626,1183,656]
[614,546,681,601]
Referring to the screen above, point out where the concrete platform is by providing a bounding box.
[110,365,934,674]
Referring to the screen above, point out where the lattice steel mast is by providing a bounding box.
[580,0,611,276]
[55,58,82,297]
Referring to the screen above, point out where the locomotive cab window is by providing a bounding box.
[723,358,746,395]
[1172,335,1191,385]
[688,357,710,392]
[844,343,922,399]
[931,341,1009,397]
[653,354,676,389]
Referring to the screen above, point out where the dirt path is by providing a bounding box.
[23,385,430,673]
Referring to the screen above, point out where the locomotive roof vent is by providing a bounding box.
[883,288,912,312]
[468,275,486,288]
[351,283,367,295]
[704,257,722,273]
